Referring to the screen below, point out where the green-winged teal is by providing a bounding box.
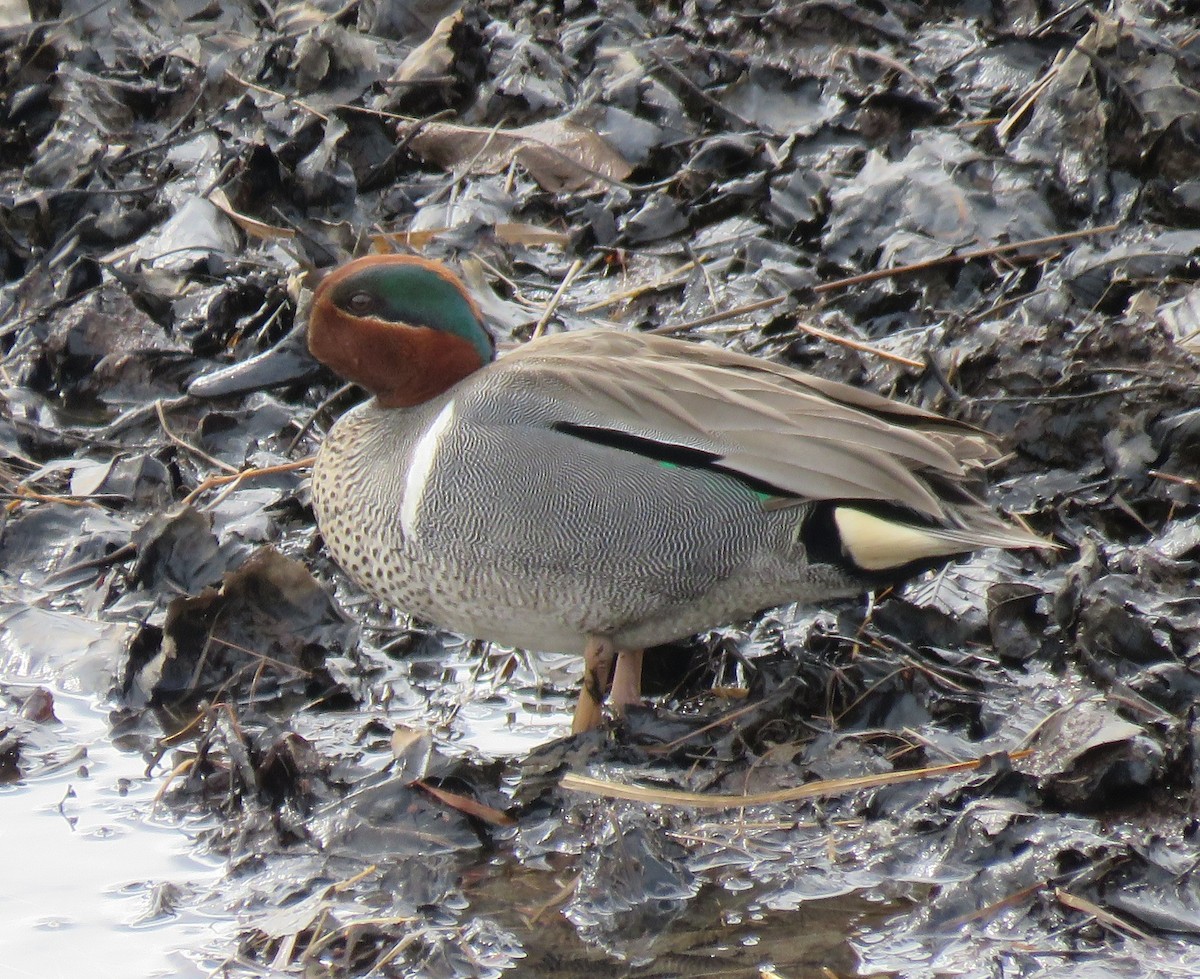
[307,254,1047,733]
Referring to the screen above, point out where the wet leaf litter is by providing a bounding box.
[1,2,1198,978]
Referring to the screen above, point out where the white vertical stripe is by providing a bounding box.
[400,399,456,536]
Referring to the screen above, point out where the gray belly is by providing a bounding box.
[311,405,860,654]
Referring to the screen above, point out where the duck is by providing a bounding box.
[306,254,1048,734]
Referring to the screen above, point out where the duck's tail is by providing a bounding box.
[827,502,1053,574]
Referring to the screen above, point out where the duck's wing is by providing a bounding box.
[500,330,1027,538]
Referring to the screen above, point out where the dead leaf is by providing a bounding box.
[369,228,449,251]
[406,118,632,192]
[1055,888,1154,941]
[209,188,296,240]
[274,0,330,34]
[1159,285,1200,353]
[392,11,461,85]
[493,222,569,247]
[411,779,516,826]
[370,223,568,250]
[0,0,30,28]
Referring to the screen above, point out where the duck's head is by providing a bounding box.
[307,255,494,408]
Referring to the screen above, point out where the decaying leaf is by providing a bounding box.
[406,118,632,192]
[0,0,30,28]
[392,10,461,84]
[412,778,516,826]
[369,222,567,251]
[1159,285,1200,353]
[209,188,296,241]
[494,222,570,246]
[5,1,1200,976]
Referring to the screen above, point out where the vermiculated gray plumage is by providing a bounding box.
[311,330,1043,655]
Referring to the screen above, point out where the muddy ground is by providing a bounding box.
[2,1,1200,976]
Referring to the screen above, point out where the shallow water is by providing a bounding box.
[0,687,221,978]
[0,617,897,977]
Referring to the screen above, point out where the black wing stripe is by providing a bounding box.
[552,421,793,500]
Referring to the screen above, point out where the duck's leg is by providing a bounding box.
[609,648,644,716]
[572,636,616,733]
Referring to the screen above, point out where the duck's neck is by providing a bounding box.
[310,307,490,408]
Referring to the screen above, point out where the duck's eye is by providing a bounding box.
[346,291,375,314]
